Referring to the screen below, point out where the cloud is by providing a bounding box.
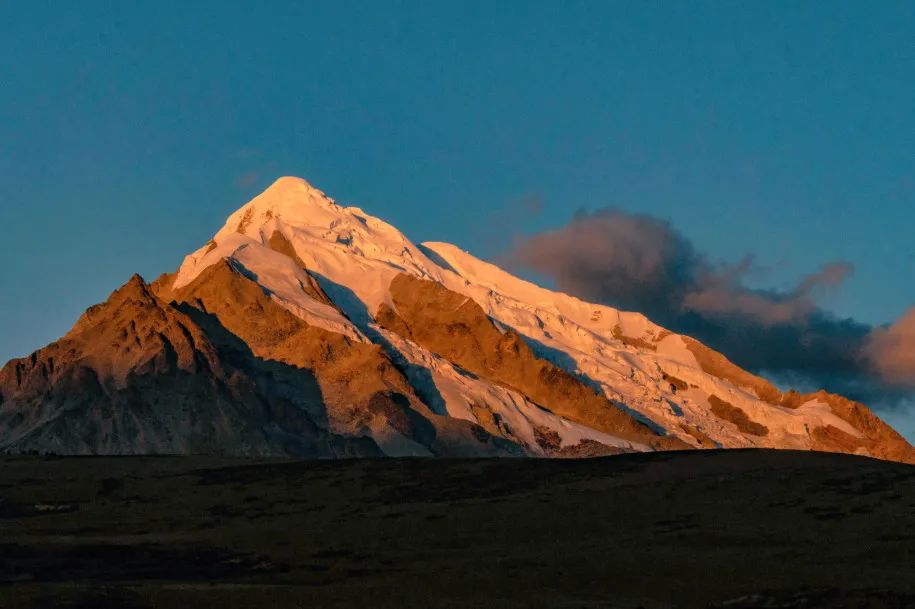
[510,209,858,329]
[507,207,910,407]
[235,170,261,189]
[873,396,915,442]
[864,307,915,387]
[475,192,545,256]
[682,261,855,326]
[797,262,855,295]
[508,210,699,319]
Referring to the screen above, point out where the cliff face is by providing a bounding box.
[2,176,912,462]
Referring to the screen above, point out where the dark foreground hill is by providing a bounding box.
[0,449,912,609]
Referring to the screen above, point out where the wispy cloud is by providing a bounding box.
[235,170,261,189]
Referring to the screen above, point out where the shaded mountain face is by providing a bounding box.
[0,273,382,457]
[1,176,913,462]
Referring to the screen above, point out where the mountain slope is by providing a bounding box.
[2,176,912,461]
[171,258,518,457]
[376,273,686,451]
[0,275,377,456]
[0,265,517,457]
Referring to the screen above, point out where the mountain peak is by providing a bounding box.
[111,273,156,304]
[19,177,909,462]
[123,272,149,290]
[249,175,336,214]
[262,175,326,197]
[212,175,345,241]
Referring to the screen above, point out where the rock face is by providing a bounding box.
[170,259,516,457]
[0,275,378,456]
[0,265,516,457]
[376,274,686,451]
[1,176,913,461]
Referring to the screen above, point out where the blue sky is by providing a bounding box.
[1,1,913,370]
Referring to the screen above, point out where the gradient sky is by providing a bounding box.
[1,1,914,373]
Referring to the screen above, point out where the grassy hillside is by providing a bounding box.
[0,450,912,608]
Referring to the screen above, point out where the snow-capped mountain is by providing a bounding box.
[2,177,912,462]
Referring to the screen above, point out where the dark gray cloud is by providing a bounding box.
[507,208,914,408]
[509,210,700,319]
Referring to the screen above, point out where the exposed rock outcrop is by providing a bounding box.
[171,259,518,457]
[376,273,687,451]
[0,275,378,456]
